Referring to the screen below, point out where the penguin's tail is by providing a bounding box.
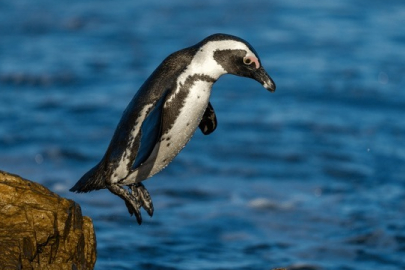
[70,165,106,193]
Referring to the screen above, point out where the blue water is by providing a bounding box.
[1,0,405,269]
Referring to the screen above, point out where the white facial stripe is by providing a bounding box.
[189,39,258,77]
[167,39,258,106]
[201,39,256,57]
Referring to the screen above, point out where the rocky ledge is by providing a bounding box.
[0,170,96,270]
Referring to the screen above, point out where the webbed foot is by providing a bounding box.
[107,183,154,225]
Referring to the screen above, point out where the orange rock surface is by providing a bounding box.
[0,170,96,269]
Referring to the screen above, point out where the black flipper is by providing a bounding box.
[199,102,217,135]
[132,91,167,169]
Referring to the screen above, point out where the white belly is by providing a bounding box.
[121,80,212,184]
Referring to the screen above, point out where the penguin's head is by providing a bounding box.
[196,33,276,92]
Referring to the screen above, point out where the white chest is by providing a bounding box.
[158,80,212,160]
[131,80,213,181]
[166,80,212,138]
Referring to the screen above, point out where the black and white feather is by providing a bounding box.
[70,33,276,224]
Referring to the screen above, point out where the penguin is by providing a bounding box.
[70,33,276,224]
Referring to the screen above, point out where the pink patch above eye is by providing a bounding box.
[246,56,260,69]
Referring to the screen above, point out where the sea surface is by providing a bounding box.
[1,0,405,269]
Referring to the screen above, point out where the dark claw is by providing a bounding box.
[107,183,154,225]
[124,197,143,225]
[107,184,143,225]
[129,183,154,217]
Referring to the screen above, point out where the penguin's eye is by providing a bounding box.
[242,56,260,69]
[243,57,253,65]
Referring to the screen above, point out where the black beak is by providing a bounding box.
[252,66,276,92]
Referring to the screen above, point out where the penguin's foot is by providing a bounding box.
[128,182,154,217]
[107,183,154,225]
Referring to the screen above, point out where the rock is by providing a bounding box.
[0,170,96,270]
